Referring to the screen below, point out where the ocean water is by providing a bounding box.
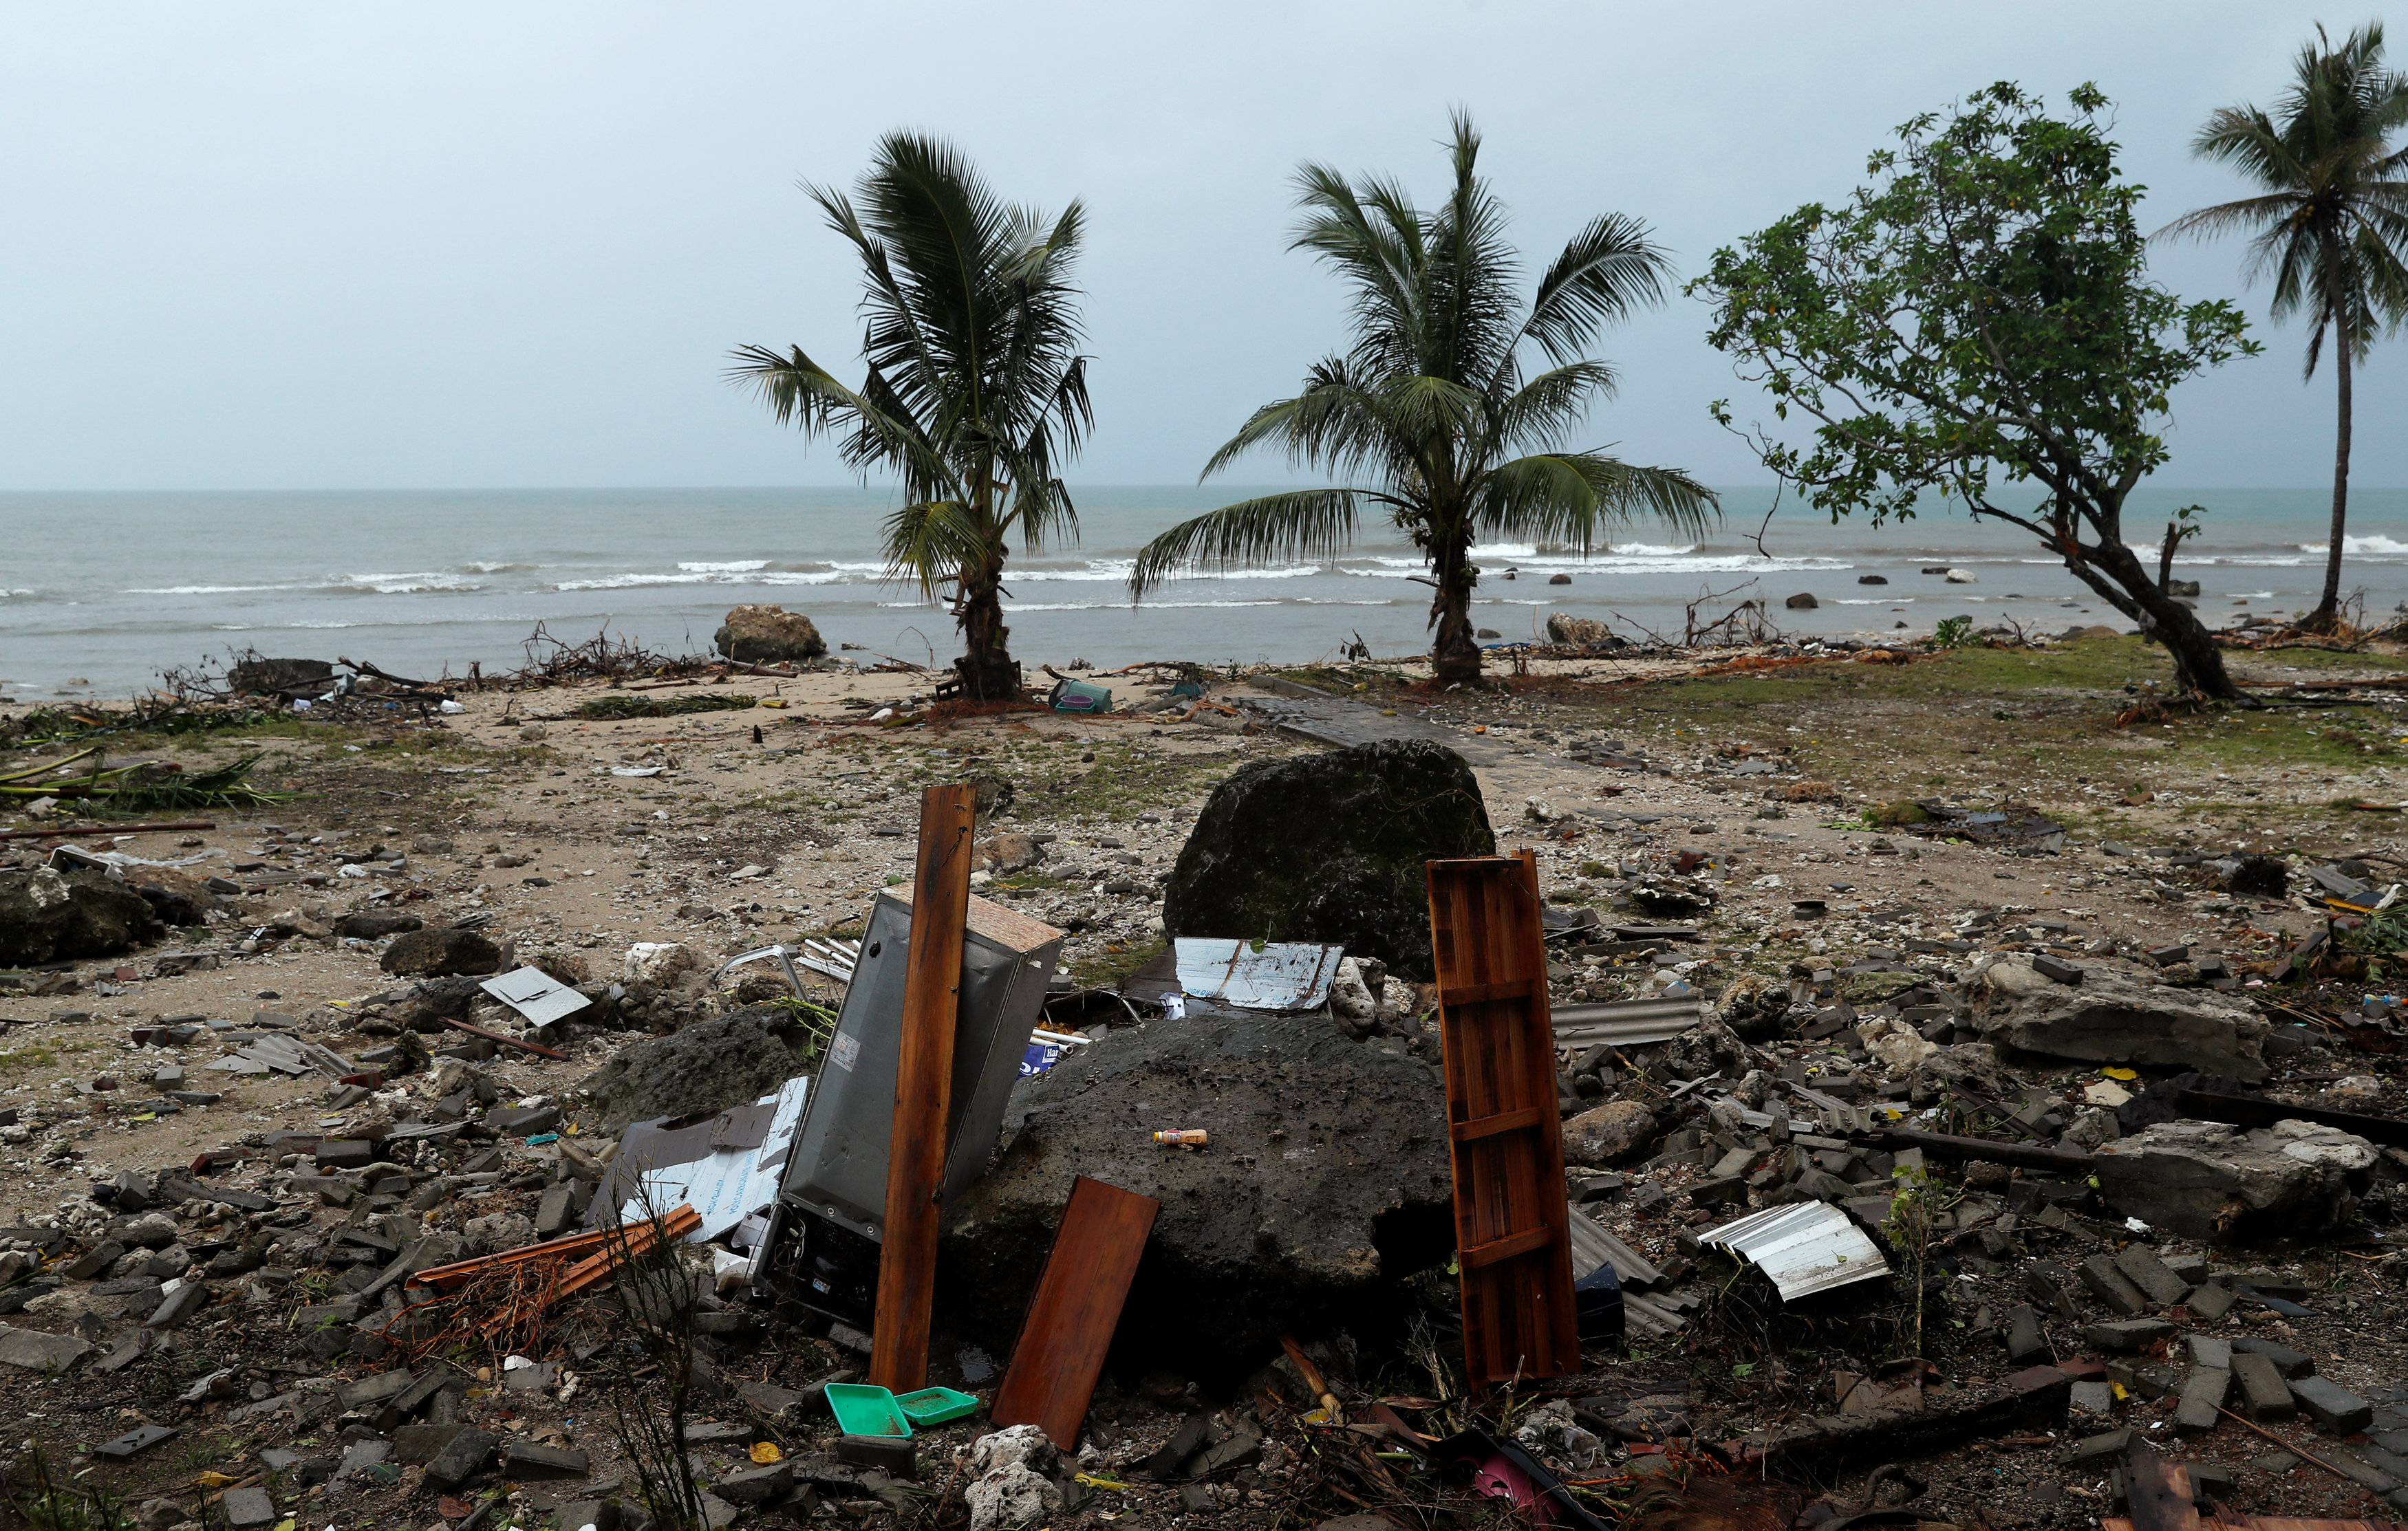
[3,484,2405,699]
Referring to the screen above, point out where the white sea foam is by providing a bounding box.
[129,583,297,595]
[678,559,770,572]
[2299,534,2408,556]
[553,569,851,591]
[343,572,486,594]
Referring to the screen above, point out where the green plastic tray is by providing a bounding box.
[824,1382,913,1438]
[894,1386,980,1427]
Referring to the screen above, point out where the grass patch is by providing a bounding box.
[1068,936,1166,990]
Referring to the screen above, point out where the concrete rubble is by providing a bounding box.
[15,638,2408,1531]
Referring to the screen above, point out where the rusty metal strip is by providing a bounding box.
[1426,851,1580,1387]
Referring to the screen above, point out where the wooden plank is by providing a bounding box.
[1450,1106,1545,1143]
[1459,1226,1556,1269]
[870,783,976,1393]
[1425,851,1580,1388]
[991,1175,1160,1450]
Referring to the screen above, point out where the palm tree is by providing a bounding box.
[729,133,1091,699]
[2164,23,2408,632]
[1128,113,1714,685]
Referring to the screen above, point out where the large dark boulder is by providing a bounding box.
[1161,739,1495,979]
[380,927,503,977]
[938,1006,1454,1372]
[0,867,166,966]
[713,605,826,665]
[574,1006,817,1134]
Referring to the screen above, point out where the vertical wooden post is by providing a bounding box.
[870,782,976,1393]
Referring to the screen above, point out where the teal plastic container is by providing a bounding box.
[824,1382,914,1438]
[1048,677,1112,714]
[894,1386,980,1428]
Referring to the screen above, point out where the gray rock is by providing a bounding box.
[146,1283,209,1329]
[380,928,502,978]
[219,1488,276,1530]
[117,1213,180,1250]
[502,1442,589,1478]
[942,1004,1450,1359]
[575,1006,816,1136]
[713,604,826,664]
[1655,1017,1758,1083]
[2094,1119,2376,1241]
[1969,953,2269,1081]
[1161,739,1496,979]
[1908,1043,2010,1109]
[1560,1100,1656,1165]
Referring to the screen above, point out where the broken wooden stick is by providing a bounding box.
[439,1016,567,1061]
[0,819,215,841]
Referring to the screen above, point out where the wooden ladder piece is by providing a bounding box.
[1425,850,1580,1387]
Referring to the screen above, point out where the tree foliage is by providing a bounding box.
[729,132,1091,696]
[1695,83,2257,696]
[2164,22,2408,627]
[1132,113,1714,683]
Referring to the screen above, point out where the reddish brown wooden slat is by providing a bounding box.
[1450,1106,1545,1142]
[870,783,976,1393]
[1426,851,1580,1388]
[1437,977,1541,1008]
[1459,1225,1556,1269]
[2125,1448,2200,1531]
[992,1175,1161,1450]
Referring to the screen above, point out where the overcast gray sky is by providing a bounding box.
[0,1,2394,490]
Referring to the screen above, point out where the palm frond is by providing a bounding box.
[881,499,992,597]
[1475,453,1718,550]
[1128,490,1358,598]
[1523,213,1673,364]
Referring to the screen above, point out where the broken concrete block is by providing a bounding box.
[2175,1368,2230,1432]
[2231,1336,2314,1378]
[2093,1120,2376,1241]
[2114,1246,2193,1305]
[835,1434,915,1475]
[2291,1376,2374,1436]
[2006,1305,2050,1365]
[92,1424,176,1460]
[1970,953,2269,1081]
[146,1282,209,1329]
[219,1488,277,1530]
[2231,1352,2296,1421]
[391,1423,469,1464]
[2082,1318,2176,1352]
[502,1442,589,1479]
[2070,1379,2116,1417]
[422,1426,497,1489]
[338,1369,417,1409]
[2189,1281,2237,1321]
[2063,1428,2132,1466]
[2078,1255,2150,1316]
[0,1326,93,1372]
[708,1464,792,1504]
[314,1140,374,1170]
[2187,1335,2233,1370]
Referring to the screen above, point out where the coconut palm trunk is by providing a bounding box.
[2320,305,2355,627]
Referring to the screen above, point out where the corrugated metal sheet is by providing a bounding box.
[1700,1202,1890,1301]
[1552,996,1706,1051]
[1174,938,1344,1011]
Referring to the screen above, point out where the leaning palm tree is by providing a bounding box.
[2164,23,2408,632]
[729,133,1091,699]
[1129,113,1714,684]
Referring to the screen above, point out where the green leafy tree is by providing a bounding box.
[1129,113,1714,686]
[1695,84,2257,699]
[2163,23,2408,632]
[729,133,1091,699]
